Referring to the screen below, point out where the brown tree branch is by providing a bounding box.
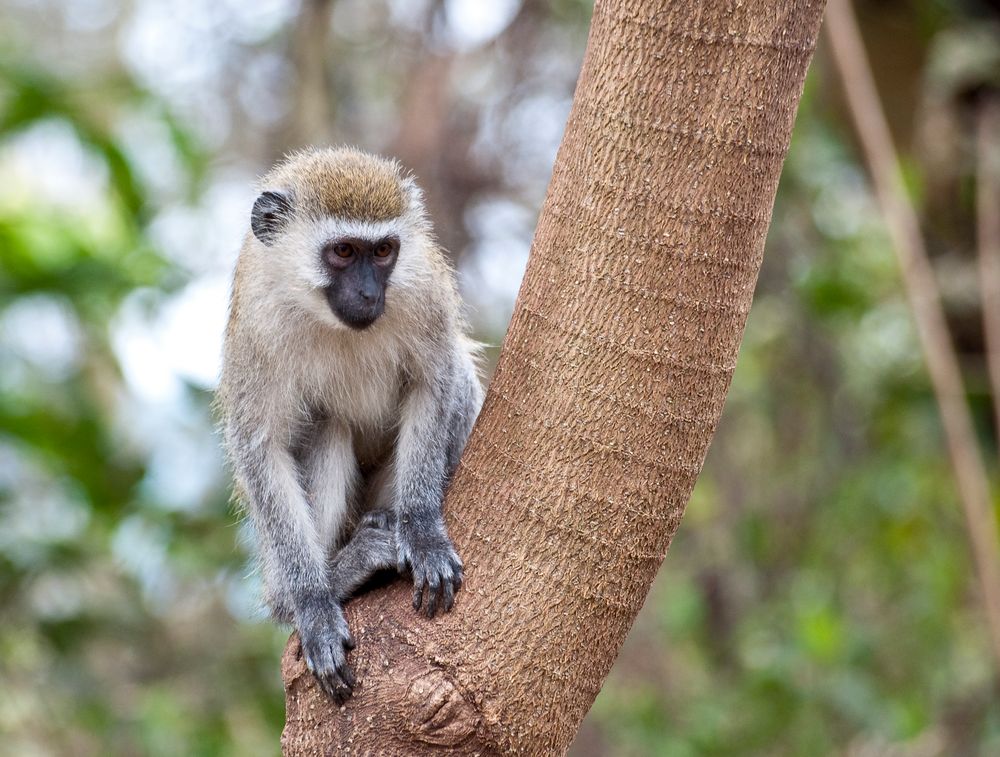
[281,0,826,752]
[825,0,1000,670]
[978,96,1000,460]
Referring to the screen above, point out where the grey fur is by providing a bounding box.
[218,148,483,703]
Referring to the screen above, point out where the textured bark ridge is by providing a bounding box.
[282,0,826,753]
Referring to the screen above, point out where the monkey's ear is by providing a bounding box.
[251,190,294,246]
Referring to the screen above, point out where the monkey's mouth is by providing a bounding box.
[324,286,384,330]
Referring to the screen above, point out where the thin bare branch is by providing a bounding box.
[283,0,336,151]
[825,0,1000,670]
[978,96,1000,460]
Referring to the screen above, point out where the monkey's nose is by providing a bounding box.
[358,288,378,303]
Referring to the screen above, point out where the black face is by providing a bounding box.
[320,236,399,329]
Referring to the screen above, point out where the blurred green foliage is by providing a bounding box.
[0,52,286,757]
[1,1,999,756]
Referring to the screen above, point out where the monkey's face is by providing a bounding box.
[319,236,399,329]
[249,169,424,331]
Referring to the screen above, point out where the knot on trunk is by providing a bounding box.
[406,669,479,746]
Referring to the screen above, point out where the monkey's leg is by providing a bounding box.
[328,523,397,602]
[230,424,356,704]
[393,380,464,618]
[309,420,394,574]
[304,420,358,552]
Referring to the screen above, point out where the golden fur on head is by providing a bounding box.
[262,147,406,222]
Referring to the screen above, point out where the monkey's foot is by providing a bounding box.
[359,509,396,532]
[296,595,357,704]
[396,528,464,619]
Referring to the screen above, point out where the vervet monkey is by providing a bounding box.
[218,147,483,702]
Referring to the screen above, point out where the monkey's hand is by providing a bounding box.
[396,522,463,618]
[296,593,356,704]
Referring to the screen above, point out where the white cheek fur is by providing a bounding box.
[253,213,433,332]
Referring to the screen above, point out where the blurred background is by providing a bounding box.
[1,0,999,754]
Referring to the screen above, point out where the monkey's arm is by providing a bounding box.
[393,374,464,617]
[227,421,356,702]
[446,355,485,476]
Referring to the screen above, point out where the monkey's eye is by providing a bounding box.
[374,242,394,258]
[332,243,353,258]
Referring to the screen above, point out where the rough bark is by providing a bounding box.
[281,0,825,753]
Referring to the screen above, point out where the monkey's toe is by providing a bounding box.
[321,663,355,704]
[412,562,463,618]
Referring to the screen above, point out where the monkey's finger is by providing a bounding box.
[412,578,425,611]
[340,663,357,690]
[442,579,455,612]
[424,578,441,618]
[329,646,352,681]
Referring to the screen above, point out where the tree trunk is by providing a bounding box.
[281,0,825,753]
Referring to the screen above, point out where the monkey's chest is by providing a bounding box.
[300,347,406,432]
[336,379,402,430]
